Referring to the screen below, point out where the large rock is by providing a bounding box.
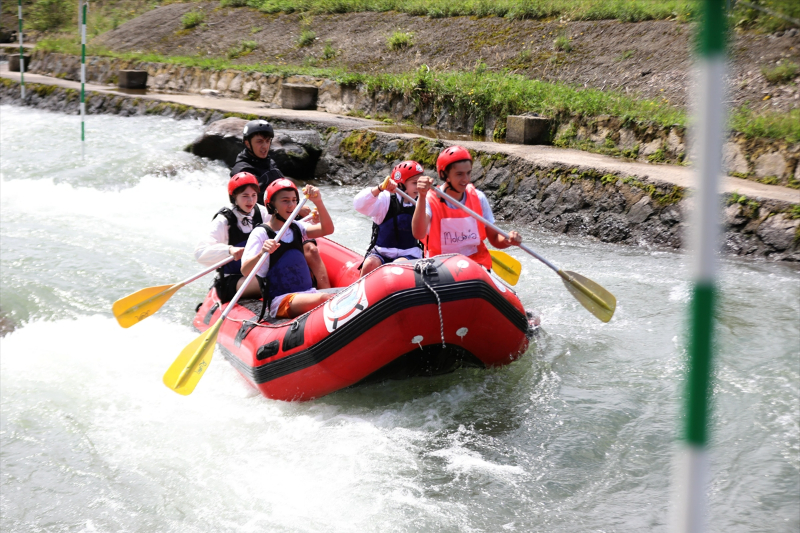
[754,152,787,179]
[628,196,654,224]
[723,142,749,175]
[185,117,323,179]
[756,214,799,251]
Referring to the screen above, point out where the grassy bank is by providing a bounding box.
[9,0,798,37]
[221,0,799,32]
[34,38,800,144]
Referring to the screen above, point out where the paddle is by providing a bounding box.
[112,211,318,329]
[163,196,309,396]
[428,186,616,323]
[393,187,521,286]
[112,256,234,329]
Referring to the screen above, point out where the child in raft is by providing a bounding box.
[194,172,267,303]
[241,179,335,319]
[353,160,425,276]
[412,145,522,269]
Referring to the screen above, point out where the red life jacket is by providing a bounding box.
[425,184,492,270]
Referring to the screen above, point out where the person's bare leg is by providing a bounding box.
[288,292,334,318]
[303,241,331,289]
[360,255,383,277]
[236,276,262,299]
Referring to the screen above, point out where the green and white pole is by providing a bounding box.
[671,0,727,532]
[80,0,87,156]
[17,0,25,98]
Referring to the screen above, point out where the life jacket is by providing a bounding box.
[257,222,313,307]
[425,184,492,270]
[214,207,263,276]
[364,193,421,261]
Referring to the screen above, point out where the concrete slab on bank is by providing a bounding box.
[2,64,798,205]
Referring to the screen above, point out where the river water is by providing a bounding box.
[1,105,798,532]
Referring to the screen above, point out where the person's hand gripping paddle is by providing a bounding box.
[163,195,309,395]
[429,187,616,323]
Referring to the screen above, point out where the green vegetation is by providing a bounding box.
[322,39,337,60]
[235,0,695,22]
[227,40,258,59]
[730,107,800,144]
[387,31,414,51]
[761,60,798,85]
[732,0,800,32]
[29,0,71,31]
[340,131,378,162]
[297,29,316,47]
[181,10,205,29]
[214,0,797,30]
[553,35,572,52]
[617,49,636,61]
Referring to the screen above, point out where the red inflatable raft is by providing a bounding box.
[192,237,536,401]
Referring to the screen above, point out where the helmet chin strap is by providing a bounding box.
[274,212,287,222]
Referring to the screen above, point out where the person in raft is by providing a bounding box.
[353,160,425,276]
[241,179,335,319]
[194,172,267,303]
[231,118,331,289]
[412,145,522,269]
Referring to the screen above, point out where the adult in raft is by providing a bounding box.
[231,119,331,289]
[412,145,522,269]
[195,172,266,303]
[241,179,336,320]
[353,160,425,276]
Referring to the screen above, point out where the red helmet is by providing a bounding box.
[436,145,472,176]
[228,172,259,196]
[390,160,425,185]
[265,178,299,205]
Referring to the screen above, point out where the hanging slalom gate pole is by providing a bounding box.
[670,0,726,532]
[17,0,25,98]
[80,0,87,156]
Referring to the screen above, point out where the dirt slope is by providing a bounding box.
[96,3,800,113]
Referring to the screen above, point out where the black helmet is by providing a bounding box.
[243,119,274,141]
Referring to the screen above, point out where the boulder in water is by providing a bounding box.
[185,117,323,179]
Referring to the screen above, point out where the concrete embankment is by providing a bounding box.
[2,68,798,261]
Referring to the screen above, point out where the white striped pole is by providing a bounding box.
[17,0,25,98]
[80,0,87,156]
[670,0,727,532]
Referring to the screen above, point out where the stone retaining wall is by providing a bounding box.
[26,50,800,188]
[2,78,798,261]
[320,130,800,261]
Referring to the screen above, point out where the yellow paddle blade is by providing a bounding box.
[163,319,222,396]
[489,250,521,286]
[112,284,181,328]
[558,270,617,323]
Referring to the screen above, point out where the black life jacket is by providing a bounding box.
[214,207,263,276]
[361,193,421,268]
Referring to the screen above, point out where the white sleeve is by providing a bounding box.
[353,188,390,224]
[242,227,270,277]
[476,190,495,224]
[194,215,231,267]
[294,221,310,241]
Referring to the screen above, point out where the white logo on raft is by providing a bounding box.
[323,280,369,332]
